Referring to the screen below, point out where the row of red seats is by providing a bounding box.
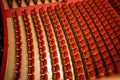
[31,9,48,80]
[92,0,120,73]
[7,0,67,8]
[39,7,61,80]
[13,11,22,80]
[61,3,98,79]
[7,0,22,7]
[7,0,29,7]
[47,6,73,80]
[41,0,67,3]
[108,0,120,15]
[55,4,86,80]
[70,1,106,77]
[22,10,34,80]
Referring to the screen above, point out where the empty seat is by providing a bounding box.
[41,66,48,74]
[15,71,20,80]
[40,53,46,60]
[41,74,48,80]
[16,57,21,63]
[85,57,92,64]
[28,74,34,80]
[65,71,73,79]
[62,51,69,59]
[28,66,34,74]
[58,35,64,41]
[53,72,60,80]
[78,74,85,80]
[63,57,70,65]
[28,45,34,51]
[60,45,67,52]
[88,71,96,79]
[48,34,54,40]
[53,65,60,72]
[28,58,34,66]
[50,45,56,52]
[28,52,34,58]
[39,41,45,47]
[15,64,21,71]
[52,57,58,65]
[64,64,71,72]
[39,46,46,52]
[73,54,81,62]
[51,51,57,59]
[95,60,103,67]
[75,60,82,68]
[49,39,55,46]
[59,40,65,47]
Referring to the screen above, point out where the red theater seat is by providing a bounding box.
[28,66,34,74]
[62,51,69,59]
[28,58,34,66]
[53,72,60,80]
[76,67,84,75]
[53,65,60,72]
[40,53,46,60]
[63,57,70,65]
[41,66,48,74]
[64,64,71,72]
[65,71,73,79]
[52,57,58,65]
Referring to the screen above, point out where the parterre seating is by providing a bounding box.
[69,2,106,77]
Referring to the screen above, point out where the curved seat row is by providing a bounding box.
[7,0,67,8]
[39,7,61,80]
[31,9,48,80]
[13,11,22,80]
[47,6,73,79]
[22,10,35,80]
